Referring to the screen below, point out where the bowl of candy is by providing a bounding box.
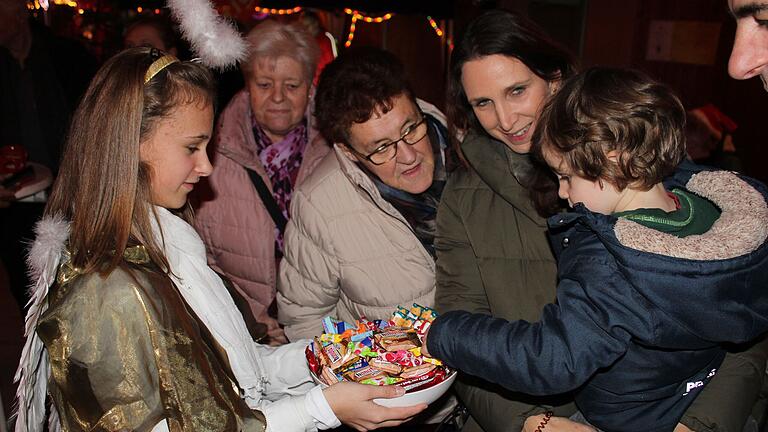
[305,304,456,407]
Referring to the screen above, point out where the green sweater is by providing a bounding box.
[614,189,721,237]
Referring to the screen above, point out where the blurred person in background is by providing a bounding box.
[123,15,181,57]
[298,9,336,85]
[0,0,94,309]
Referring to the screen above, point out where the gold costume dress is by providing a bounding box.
[35,246,267,431]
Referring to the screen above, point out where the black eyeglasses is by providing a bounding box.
[347,115,428,165]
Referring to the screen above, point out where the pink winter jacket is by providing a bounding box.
[193,89,330,344]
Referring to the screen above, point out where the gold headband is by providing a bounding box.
[144,54,180,84]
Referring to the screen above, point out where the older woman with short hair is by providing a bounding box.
[194,19,329,345]
[276,47,451,343]
[276,48,460,426]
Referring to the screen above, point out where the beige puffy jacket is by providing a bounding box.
[277,144,437,341]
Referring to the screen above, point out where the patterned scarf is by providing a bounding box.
[252,117,308,253]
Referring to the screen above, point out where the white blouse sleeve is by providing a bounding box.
[254,340,341,431]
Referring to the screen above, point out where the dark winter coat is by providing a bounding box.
[430,162,768,432]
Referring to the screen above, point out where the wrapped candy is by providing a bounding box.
[307,303,451,394]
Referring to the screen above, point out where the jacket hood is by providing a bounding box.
[460,131,544,225]
[550,163,768,344]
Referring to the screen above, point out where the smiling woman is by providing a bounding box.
[192,19,329,346]
[434,12,579,431]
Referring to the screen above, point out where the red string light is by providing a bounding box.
[427,16,443,37]
[254,6,302,15]
[426,16,453,52]
[343,8,394,48]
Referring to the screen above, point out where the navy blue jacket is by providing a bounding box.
[428,163,768,431]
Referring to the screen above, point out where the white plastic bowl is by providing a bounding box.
[310,369,457,407]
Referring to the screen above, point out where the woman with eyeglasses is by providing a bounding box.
[276,46,449,343]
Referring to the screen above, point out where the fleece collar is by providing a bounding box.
[613,170,768,260]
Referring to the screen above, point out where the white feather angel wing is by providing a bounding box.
[13,217,69,432]
[166,0,247,69]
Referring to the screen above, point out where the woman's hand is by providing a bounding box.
[323,381,428,431]
[523,414,597,432]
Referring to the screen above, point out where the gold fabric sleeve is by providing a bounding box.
[37,249,266,431]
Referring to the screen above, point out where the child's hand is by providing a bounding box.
[322,381,428,431]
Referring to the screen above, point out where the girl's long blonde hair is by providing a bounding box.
[45,47,216,275]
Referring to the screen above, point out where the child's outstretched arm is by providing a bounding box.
[424,276,648,395]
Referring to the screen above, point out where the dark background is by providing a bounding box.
[28,0,768,182]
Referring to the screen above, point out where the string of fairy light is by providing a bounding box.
[28,0,82,14]
[28,0,162,15]
[254,5,302,15]
[25,1,452,50]
[342,8,394,47]
[254,6,451,50]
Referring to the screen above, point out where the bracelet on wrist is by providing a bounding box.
[535,411,554,431]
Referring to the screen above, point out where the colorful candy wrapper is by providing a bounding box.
[322,316,337,335]
[351,330,373,342]
[369,357,403,374]
[349,340,376,357]
[412,319,432,336]
[417,305,438,322]
[306,345,321,375]
[360,375,402,386]
[320,333,343,344]
[344,365,386,382]
[309,304,450,394]
[400,363,436,379]
[398,368,447,392]
[320,367,342,385]
[382,349,422,367]
[376,329,421,352]
[410,347,443,366]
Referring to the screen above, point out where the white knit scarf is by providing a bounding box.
[149,206,267,407]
